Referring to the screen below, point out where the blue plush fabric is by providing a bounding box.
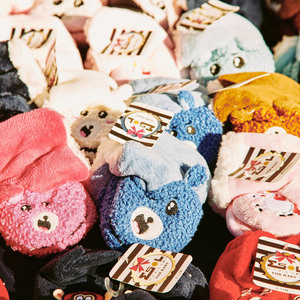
[98,164,208,252]
[166,91,223,170]
[129,78,223,170]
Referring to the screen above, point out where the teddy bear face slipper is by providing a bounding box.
[0,108,97,257]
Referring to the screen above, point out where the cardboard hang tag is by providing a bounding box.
[100,28,163,58]
[178,0,239,31]
[108,102,174,147]
[10,26,59,91]
[254,236,300,295]
[229,146,300,183]
[109,243,192,293]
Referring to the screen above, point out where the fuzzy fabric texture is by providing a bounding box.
[0,0,34,15]
[94,163,208,252]
[209,230,300,300]
[0,278,9,300]
[166,91,223,170]
[210,131,300,238]
[172,11,275,85]
[210,131,300,211]
[90,131,211,252]
[0,38,49,118]
[211,71,300,124]
[34,244,208,299]
[45,69,133,164]
[0,108,97,257]
[84,6,181,84]
[29,0,102,48]
[128,77,222,169]
[273,35,300,83]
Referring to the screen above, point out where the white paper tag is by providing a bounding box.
[178,0,239,31]
[109,243,192,293]
[108,102,174,147]
[100,28,160,57]
[254,236,300,294]
[229,147,300,183]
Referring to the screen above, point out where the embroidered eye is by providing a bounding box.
[169,130,178,137]
[80,110,88,116]
[166,200,178,216]
[98,111,108,119]
[187,126,196,135]
[21,205,31,211]
[233,56,245,68]
[74,0,84,6]
[53,0,63,4]
[210,64,221,75]
[75,296,84,300]
[42,202,50,207]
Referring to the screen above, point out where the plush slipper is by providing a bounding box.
[90,131,210,252]
[210,131,300,238]
[84,6,180,84]
[209,230,300,300]
[34,244,208,299]
[172,6,275,85]
[0,108,97,257]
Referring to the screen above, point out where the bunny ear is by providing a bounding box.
[0,108,89,202]
[177,90,195,110]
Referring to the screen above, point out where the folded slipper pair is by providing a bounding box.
[128,77,223,170]
[172,4,275,85]
[34,245,208,299]
[0,108,97,257]
[90,126,211,252]
[84,6,181,84]
[210,230,300,299]
[210,130,300,238]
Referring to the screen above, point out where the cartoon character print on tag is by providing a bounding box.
[98,164,208,252]
[71,105,123,162]
[226,190,300,237]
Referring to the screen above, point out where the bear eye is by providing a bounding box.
[166,200,178,215]
[80,110,88,116]
[74,0,84,6]
[98,111,108,118]
[187,126,196,135]
[233,56,245,68]
[210,64,221,75]
[21,205,31,211]
[169,130,178,137]
[42,202,50,207]
[53,0,63,4]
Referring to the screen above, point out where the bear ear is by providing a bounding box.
[184,164,208,188]
[273,98,300,115]
[230,108,255,124]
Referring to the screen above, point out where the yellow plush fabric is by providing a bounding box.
[212,72,300,123]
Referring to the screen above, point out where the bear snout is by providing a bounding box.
[33,212,59,233]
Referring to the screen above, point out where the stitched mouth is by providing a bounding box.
[81,147,97,153]
[37,219,51,231]
[80,125,93,137]
[133,214,153,234]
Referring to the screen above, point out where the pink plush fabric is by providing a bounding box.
[0,108,89,201]
[0,108,97,257]
[0,182,97,257]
